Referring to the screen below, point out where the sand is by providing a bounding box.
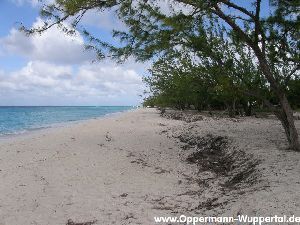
[0,108,299,225]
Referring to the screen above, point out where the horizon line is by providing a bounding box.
[0,105,137,107]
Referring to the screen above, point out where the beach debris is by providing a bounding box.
[159,130,168,134]
[126,152,135,158]
[195,197,227,210]
[123,213,136,220]
[120,193,128,197]
[157,107,166,114]
[105,132,112,142]
[130,158,150,167]
[66,219,97,225]
[150,196,179,212]
[223,159,259,188]
[186,135,231,175]
[174,131,261,210]
[177,133,260,185]
[160,110,203,123]
[154,167,170,174]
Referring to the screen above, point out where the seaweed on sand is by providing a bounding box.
[186,135,232,175]
[178,133,260,188]
[66,219,97,225]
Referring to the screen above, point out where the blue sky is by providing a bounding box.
[0,0,147,106]
[0,1,37,71]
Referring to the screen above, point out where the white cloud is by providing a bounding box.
[81,9,126,32]
[69,0,191,32]
[9,0,54,7]
[9,0,29,6]
[0,60,145,105]
[1,4,150,105]
[1,18,95,64]
[134,0,194,16]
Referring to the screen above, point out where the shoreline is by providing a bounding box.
[0,108,137,142]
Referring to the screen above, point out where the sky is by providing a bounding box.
[0,0,148,106]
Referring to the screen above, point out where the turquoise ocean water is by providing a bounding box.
[0,106,134,136]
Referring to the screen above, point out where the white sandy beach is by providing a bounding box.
[0,108,299,225]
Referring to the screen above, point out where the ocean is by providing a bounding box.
[0,106,134,136]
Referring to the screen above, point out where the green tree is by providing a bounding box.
[145,39,266,117]
[145,53,217,110]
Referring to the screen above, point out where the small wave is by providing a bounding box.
[0,129,27,137]
[0,106,135,138]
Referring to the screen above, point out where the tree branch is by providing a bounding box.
[254,0,261,44]
[243,89,278,112]
[284,65,300,85]
[219,0,255,19]
[212,5,254,47]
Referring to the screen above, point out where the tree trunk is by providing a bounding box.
[211,4,299,150]
[227,102,235,118]
[232,98,237,117]
[255,49,300,151]
[245,101,252,116]
[275,110,291,143]
[275,96,300,151]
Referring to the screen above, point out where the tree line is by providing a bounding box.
[143,45,300,117]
